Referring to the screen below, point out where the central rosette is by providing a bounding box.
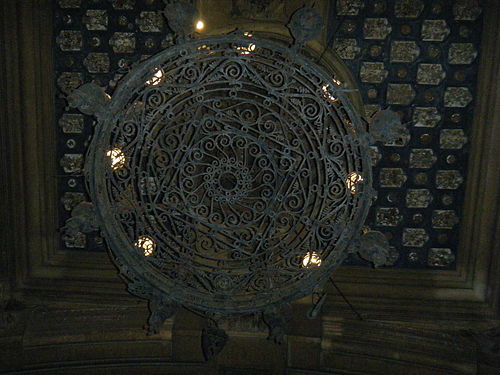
[180,131,277,228]
[206,160,251,203]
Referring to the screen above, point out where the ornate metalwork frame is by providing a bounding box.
[59,3,411,356]
[85,34,374,315]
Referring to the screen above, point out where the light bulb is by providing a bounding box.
[346,172,363,195]
[196,20,205,30]
[302,252,322,267]
[145,69,163,86]
[106,148,126,170]
[134,235,156,257]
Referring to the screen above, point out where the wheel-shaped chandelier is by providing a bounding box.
[65,1,405,360]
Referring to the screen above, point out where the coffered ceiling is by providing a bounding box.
[0,0,498,374]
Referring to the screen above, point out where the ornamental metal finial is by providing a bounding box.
[369,108,410,144]
[355,230,398,268]
[145,295,176,335]
[288,6,323,47]
[66,82,109,118]
[61,201,99,238]
[162,0,198,41]
[202,324,228,361]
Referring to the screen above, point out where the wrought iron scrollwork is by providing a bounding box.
[85,35,372,315]
[72,1,381,359]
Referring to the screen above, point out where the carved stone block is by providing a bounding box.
[60,154,84,173]
[379,168,407,188]
[444,87,473,108]
[394,0,424,18]
[112,0,135,10]
[453,1,482,21]
[402,228,429,247]
[57,72,83,94]
[428,248,455,267]
[421,20,450,41]
[56,30,83,51]
[360,62,388,83]
[413,107,441,127]
[448,43,478,65]
[58,0,81,8]
[63,231,86,248]
[417,64,445,85]
[387,84,415,105]
[390,41,420,63]
[436,170,463,190]
[432,210,459,229]
[110,32,136,53]
[409,149,437,169]
[376,207,402,227]
[363,18,392,40]
[406,189,433,208]
[334,38,360,60]
[84,10,108,31]
[137,11,164,33]
[337,0,364,16]
[61,192,86,211]
[83,53,110,73]
[440,129,468,149]
[370,146,382,167]
[59,114,84,133]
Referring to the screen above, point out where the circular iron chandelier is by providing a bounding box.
[65,1,404,359]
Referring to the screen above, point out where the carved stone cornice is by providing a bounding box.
[321,316,477,375]
[0,304,175,372]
